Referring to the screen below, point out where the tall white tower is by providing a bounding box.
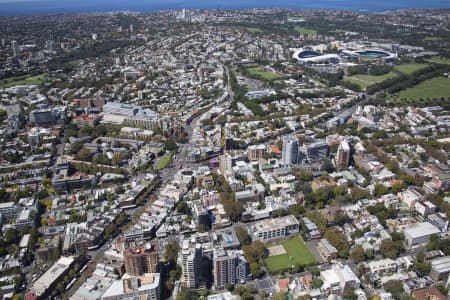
[11,40,19,57]
[282,135,299,165]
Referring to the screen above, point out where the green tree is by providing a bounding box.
[321,159,335,173]
[250,261,263,278]
[391,183,405,194]
[324,227,349,258]
[436,284,448,297]
[383,280,404,300]
[272,292,288,300]
[176,289,199,300]
[380,239,398,259]
[0,109,7,123]
[334,210,350,226]
[235,225,251,245]
[374,184,389,197]
[164,241,180,264]
[350,187,371,202]
[312,278,323,288]
[222,199,243,222]
[242,241,267,263]
[164,138,178,151]
[199,288,209,298]
[342,287,358,300]
[176,201,191,214]
[350,245,366,263]
[56,282,64,293]
[305,211,327,234]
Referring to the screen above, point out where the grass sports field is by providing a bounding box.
[239,27,263,33]
[390,76,450,102]
[394,63,428,75]
[0,74,45,88]
[246,67,284,81]
[156,152,173,170]
[345,63,432,89]
[427,56,450,65]
[294,26,318,35]
[264,237,316,273]
[345,72,397,89]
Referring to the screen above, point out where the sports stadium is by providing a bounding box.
[341,49,397,61]
[293,47,397,65]
[293,49,342,64]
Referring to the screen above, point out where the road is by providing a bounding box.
[63,89,220,298]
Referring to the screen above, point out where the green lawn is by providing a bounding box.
[0,74,45,88]
[294,26,317,35]
[264,237,316,274]
[240,27,263,33]
[424,36,442,42]
[345,72,397,89]
[246,67,284,81]
[156,152,173,170]
[427,56,450,65]
[394,63,428,75]
[390,76,450,102]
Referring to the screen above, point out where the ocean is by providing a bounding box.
[0,0,449,16]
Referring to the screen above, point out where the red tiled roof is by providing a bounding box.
[277,278,289,290]
[271,145,282,154]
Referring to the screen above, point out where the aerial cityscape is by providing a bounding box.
[0,3,449,300]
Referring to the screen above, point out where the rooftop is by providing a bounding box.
[101,273,160,298]
[404,222,440,238]
[252,215,299,232]
[32,256,75,297]
[430,256,450,273]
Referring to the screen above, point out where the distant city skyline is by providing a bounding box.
[0,0,449,16]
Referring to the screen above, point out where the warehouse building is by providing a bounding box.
[403,222,440,247]
[430,256,450,281]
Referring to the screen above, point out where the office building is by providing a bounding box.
[336,140,351,168]
[15,209,35,230]
[307,141,329,162]
[102,102,160,129]
[124,244,159,276]
[0,202,18,219]
[250,215,300,242]
[29,109,55,126]
[298,141,330,163]
[282,135,299,165]
[102,273,160,300]
[247,144,267,161]
[219,153,232,176]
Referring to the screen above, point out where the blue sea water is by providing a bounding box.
[0,0,449,16]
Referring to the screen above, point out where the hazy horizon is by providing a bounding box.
[0,0,449,16]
